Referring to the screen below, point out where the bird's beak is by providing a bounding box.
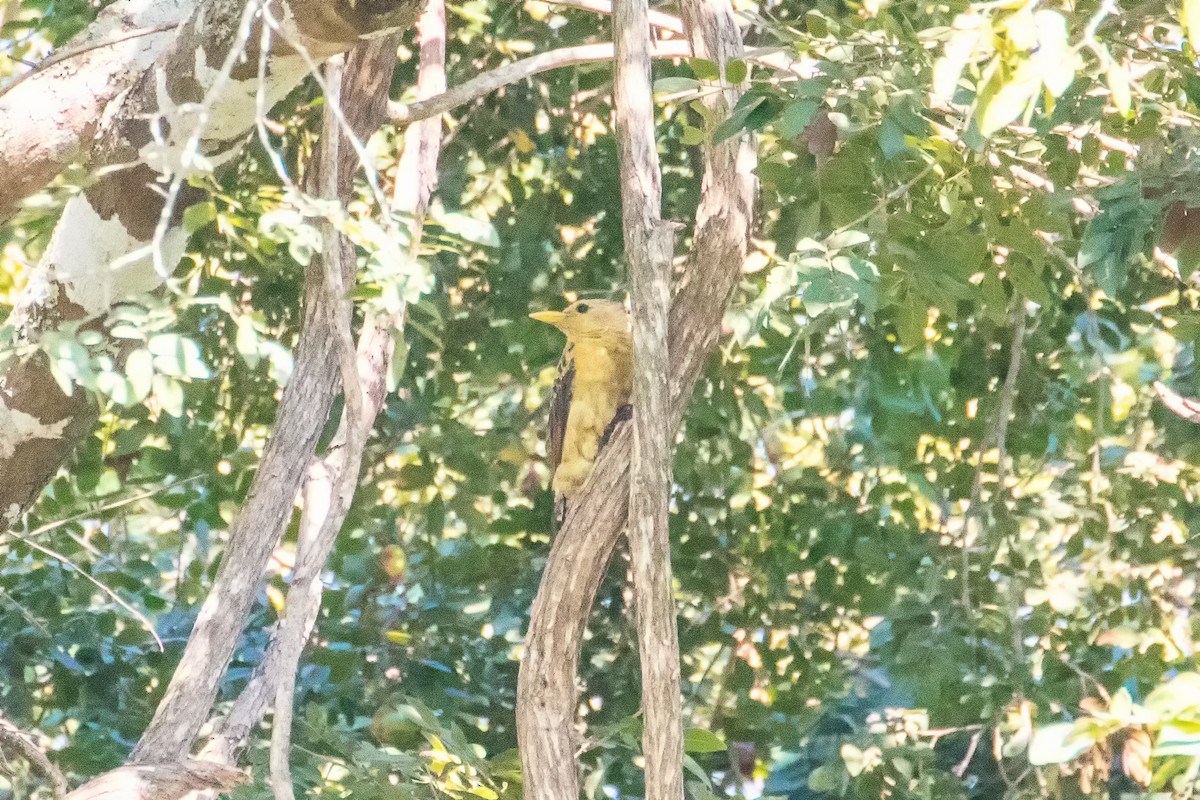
[529,310,566,327]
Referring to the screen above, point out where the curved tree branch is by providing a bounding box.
[198,18,446,769]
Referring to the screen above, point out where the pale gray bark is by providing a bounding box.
[127,13,423,761]
[515,0,757,794]
[611,0,682,795]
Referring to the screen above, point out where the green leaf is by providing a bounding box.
[713,95,768,144]
[1029,719,1115,766]
[777,100,819,139]
[933,12,987,101]
[1006,259,1052,307]
[182,201,217,233]
[806,10,828,37]
[977,66,1040,137]
[895,294,926,349]
[1107,62,1132,116]
[235,317,261,368]
[434,211,500,248]
[808,764,842,793]
[1156,724,1200,756]
[681,126,704,146]
[148,334,210,380]
[683,728,726,753]
[1146,673,1200,718]
[125,348,155,403]
[153,375,185,417]
[725,59,747,84]
[879,117,907,160]
[690,59,720,81]
[654,77,701,95]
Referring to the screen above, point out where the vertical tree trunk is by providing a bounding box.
[611,0,682,797]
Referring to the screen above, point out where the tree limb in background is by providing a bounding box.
[199,12,447,769]
[1154,381,1200,423]
[0,712,68,799]
[611,0,683,794]
[266,3,446,784]
[546,0,685,33]
[388,35,811,127]
[515,0,757,793]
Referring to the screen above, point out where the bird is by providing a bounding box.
[529,299,633,498]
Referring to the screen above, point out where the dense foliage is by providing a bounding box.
[6,0,1200,797]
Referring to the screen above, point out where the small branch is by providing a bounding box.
[389,41,691,124]
[14,474,206,539]
[66,759,243,800]
[200,19,444,770]
[960,299,1027,614]
[0,713,68,799]
[515,0,757,794]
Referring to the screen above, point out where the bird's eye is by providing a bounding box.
[576,303,590,314]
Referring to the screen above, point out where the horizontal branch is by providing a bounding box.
[389,36,810,127]
[389,41,691,124]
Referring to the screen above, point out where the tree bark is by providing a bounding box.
[65,760,243,800]
[127,5,420,761]
[611,0,682,796]
[515,0,756,794]
[0,0,192,223]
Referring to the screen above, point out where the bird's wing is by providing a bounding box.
[547,344,575,485]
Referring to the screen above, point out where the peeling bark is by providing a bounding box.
[0,0,193,223]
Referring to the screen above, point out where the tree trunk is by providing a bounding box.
[611,0,683,795]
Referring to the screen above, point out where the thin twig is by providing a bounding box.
[960,300,1028,614]
[4,534,164,651]
[545,0,685,32]
[15,474,206,540]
